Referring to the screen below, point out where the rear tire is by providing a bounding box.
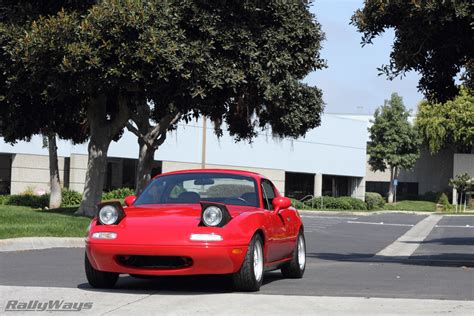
[232,234,264,292]
[281,231,306,278]
[84,252,119,288]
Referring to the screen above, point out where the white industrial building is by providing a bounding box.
[0,114,368,200]
[2,112,472,203]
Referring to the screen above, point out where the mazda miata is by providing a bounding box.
[85,169,306,291]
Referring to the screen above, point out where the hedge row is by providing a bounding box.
[291,192,386,211]
[0,187,135,209]
[0,193,50,208]
[102,188,135,201]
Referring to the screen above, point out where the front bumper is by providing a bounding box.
[86,242,248,276]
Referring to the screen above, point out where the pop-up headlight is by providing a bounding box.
[97,201,125,225]
[200,202,231,227]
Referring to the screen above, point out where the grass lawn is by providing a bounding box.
[0,205,90,239]
[384,200,437,212]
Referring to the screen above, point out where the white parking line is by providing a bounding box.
[376,215,442,258]
[302,216,359,220]
[347,221,414,227]
[435,225,473,228]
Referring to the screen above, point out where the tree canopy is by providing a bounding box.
[1,0,326,215]
[1,0,326,143]
[352,0,473,103]
[416,87,474,154]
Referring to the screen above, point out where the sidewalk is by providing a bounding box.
[1,285,473,315]
[0,237,84,252]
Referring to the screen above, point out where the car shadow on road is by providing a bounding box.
[77,271,285,295]
[308,252,474,267]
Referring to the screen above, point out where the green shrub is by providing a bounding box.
[306,196,334,209]
[102,188,135,201]
[61,188,82,207]
[437,193,452,212]
[305,196,366,210]
[290,198,309,210]
[21,186,35,195]
[6,194,49,208]
[365,192,385,210]
[326,197,352,210]
[338,196,367,210]
[421,191,442,202]
[0,195,8,205]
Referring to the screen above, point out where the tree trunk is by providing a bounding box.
[48,133,62,209]
[387,166,395,204]
[126,102,181,196]
[76,94,129,217]
[135,139,155,195]
[77,135,110,216]
[387,166,399,204]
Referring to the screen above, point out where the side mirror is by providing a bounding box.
[272,196,291,212]
[124,195,137,207]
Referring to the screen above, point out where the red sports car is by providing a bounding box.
[85,169,306,291]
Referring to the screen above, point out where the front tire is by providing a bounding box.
[281,231,306,278]
[84,252,119,288]
[232,234,264,292]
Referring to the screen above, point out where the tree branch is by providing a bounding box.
[126,121,145,139]
[150,112,181,146]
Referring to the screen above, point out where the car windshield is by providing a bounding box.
[134,172,259,207]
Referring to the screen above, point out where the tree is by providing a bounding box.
[2,0,325,216]
[449,173,473,209]
[368,93,420,203]
[351,0,473,103]
[126,0,327,195]
[416,87,474,154]
[0,1,92,208]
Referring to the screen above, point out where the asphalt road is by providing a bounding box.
[1,213,473,301]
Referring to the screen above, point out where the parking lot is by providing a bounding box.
[1,213,473,314]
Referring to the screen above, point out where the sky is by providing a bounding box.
[304,0,424,115]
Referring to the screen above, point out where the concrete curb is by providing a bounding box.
[0,237,85,252]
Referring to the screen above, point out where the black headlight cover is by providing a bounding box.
[96,201,126,225]
[200,202,232,227]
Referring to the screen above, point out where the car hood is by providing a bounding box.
[95,204,258,245]
[122,203,257,228]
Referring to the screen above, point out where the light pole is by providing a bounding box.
[201,116,207,169]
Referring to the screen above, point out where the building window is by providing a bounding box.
[0,154,12,194]
[322,175,350,197]
[366,181,418,199]
[285,172,315,200]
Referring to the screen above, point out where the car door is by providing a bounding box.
[261,179,294,262]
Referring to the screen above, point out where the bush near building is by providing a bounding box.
[302,196,367,211]
[102,188,135,201]
[437,193,452,212]
[365,192,385,210]
[0,187,136,209]
[420,191,444,202]
[61,189,82,207]
[1,194,49,209]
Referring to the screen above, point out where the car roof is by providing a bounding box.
[155,169,265,180]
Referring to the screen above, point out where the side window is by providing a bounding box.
[261,180,276,210]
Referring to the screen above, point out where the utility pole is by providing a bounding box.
[201,116,207,169]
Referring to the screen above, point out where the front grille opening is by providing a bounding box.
[116,255,193,270]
